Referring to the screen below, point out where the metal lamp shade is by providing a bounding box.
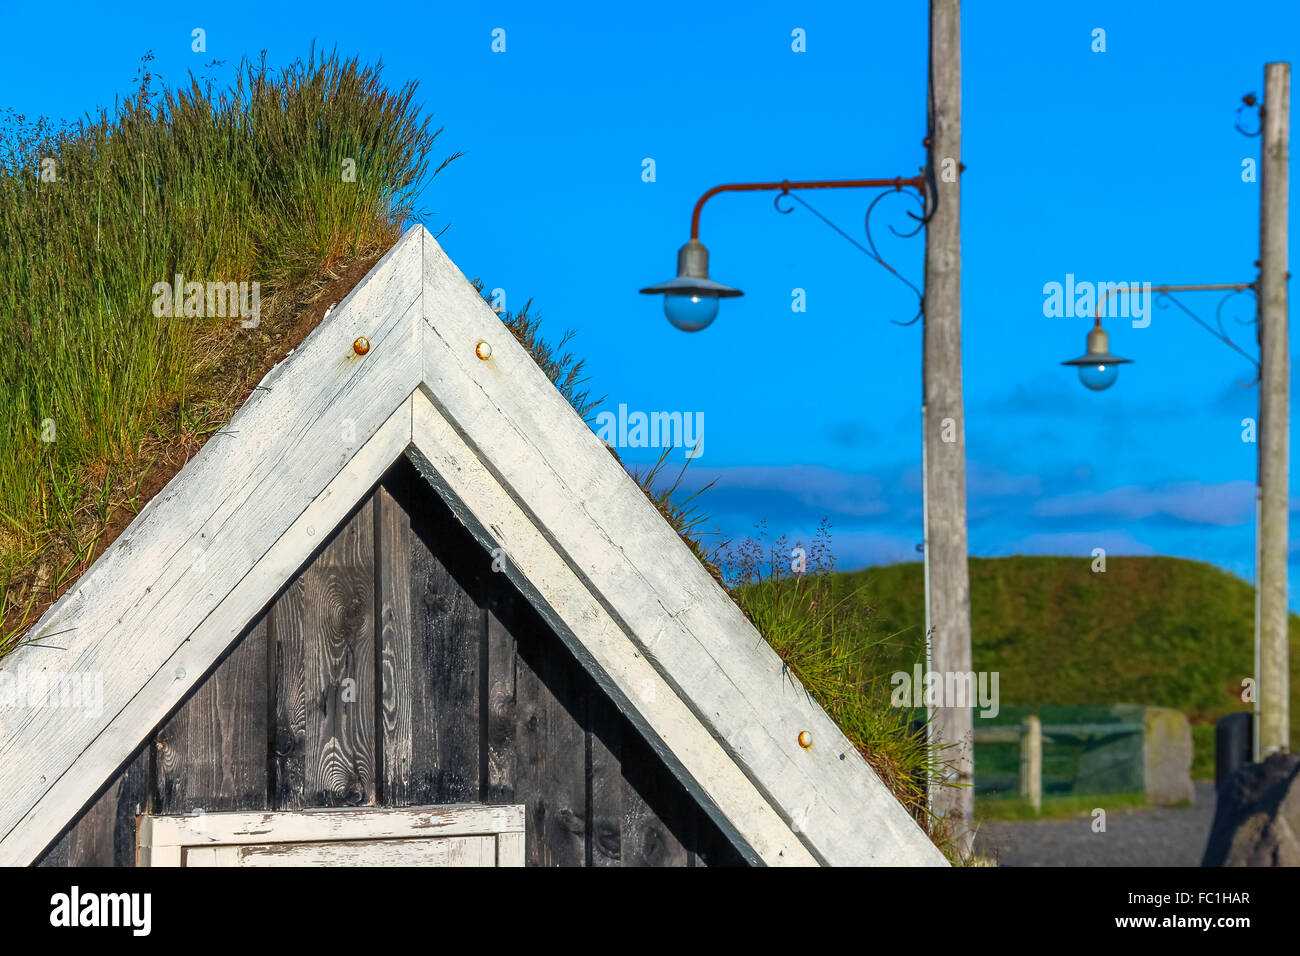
[639,239,743,299]
[1060,327,1131,367]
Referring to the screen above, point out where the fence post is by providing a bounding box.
[1020,715,1042,812]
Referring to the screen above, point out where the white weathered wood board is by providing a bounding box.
[186,836,496,867]
[139,805,523,867]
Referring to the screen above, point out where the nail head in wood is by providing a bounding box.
[476,340,492,360]
[353,336,371,356]
[798,731,812,749]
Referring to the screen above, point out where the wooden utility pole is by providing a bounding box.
[1258,62,1290,755]
[923,0,974,852]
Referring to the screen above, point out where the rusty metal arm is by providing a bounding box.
[1093,282,1256,326]
[685,174,930,325]
[689,175,927,239]
[1094,281,1260,379]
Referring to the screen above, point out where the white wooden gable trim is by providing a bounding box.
[0,226,947,867]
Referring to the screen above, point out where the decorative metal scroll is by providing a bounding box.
[772,184,927,326]
[1153,286,1260,385]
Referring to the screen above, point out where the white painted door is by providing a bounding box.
[137,805,525,867]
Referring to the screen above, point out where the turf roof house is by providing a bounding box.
[0,226,945,867]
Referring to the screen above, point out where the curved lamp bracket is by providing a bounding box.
[1095,282,1261,387]
[686,176,930,327]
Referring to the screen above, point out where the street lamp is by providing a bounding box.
[640,176,927,330]
[1062,279,1273,762]
[1060,325,1131,391]
[638,238,742,332]
[1062,283,1256,393]
[638,168,976,822]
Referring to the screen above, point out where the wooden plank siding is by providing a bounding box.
[272,496,377,808]
[35,457,743,867]
[155,619,270,814]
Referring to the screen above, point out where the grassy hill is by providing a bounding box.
[832,555,1300,779]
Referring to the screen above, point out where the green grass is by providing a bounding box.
[830,556,1299,780]
[976,791,1148,822]
[0,47,456,648]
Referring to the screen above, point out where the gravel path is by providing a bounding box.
[972,782,1219,866]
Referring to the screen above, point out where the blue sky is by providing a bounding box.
[1,0,1297,594]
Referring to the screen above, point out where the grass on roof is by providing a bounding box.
[0,46,456,647]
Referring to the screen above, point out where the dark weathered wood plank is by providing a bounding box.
[406,472,482,804]
[514,610,587,867]
[36,744,150,867]
[377,480,414,803]
[272,574,306,807]
[154,617,269,813]
[272,497,376,807]
[620,718,690,867]
[588,693,623,867]
[379,464,483,804]
[485,605,517,804]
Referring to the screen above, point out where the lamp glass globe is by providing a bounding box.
[1078,362,1119,391]
[664,293,719,332]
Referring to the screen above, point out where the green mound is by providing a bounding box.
[835,555,1300,780]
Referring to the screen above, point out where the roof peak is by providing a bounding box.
[0,226,943,867]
